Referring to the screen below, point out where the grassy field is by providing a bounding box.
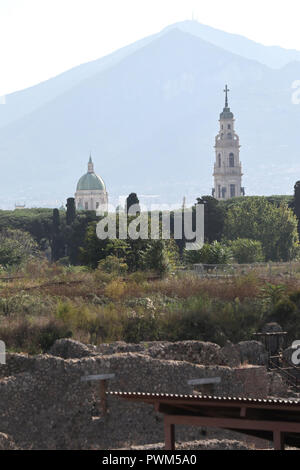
[0,260,300,354]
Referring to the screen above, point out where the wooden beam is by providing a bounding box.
[81,374,115,415]
[100,380,108,415]
[273,431,285,451]
[164,416,175,450]
[163,414,300,434]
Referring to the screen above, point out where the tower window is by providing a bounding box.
[85,202,88,210]
[229,153,234,167]
[221,187,226,199]
[230,185,236,198]
[227,133,232,139]
[218,154,221,167]
[218,185,221,199]
[228,124,231,129]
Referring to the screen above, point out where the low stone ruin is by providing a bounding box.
[0,338,290,450]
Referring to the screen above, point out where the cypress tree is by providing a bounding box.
[51,208,65,261]
[126,193,140,215]
[53,208,60,233]
[66,198,76,225]
[294,181,300,237]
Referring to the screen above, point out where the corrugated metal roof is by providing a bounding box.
[108,391,300,406]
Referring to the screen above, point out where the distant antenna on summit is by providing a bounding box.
[191,4,198,21]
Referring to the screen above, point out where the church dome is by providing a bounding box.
[76,172,105,191]
[76,156,106,191]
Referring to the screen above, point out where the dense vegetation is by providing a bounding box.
[0,189,299,354]
[1,193,298,271]
[0,261,299,354]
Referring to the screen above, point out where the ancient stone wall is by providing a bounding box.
[0,339,286,450]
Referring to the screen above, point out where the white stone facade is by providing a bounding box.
[213,86,245,200]
[75,189,108,211]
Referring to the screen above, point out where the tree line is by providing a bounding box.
[0,185,299,272]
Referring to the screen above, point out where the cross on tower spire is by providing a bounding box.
[224,84,230,108]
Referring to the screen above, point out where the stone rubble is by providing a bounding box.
[0,338,291,450]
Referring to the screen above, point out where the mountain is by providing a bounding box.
[0,23,300,208]
[3,20,300,129]
[0,32,160,129]
[168,21,300,69]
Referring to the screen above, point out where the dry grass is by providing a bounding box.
[2,261,298,302]
[1,260,300,353]
[142,273,264,301]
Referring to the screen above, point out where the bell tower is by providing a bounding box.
[212,85,245,200]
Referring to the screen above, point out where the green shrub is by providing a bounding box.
[157,295,263,345]
[227,238,264,264]
[214,299,262,344]
[141,240,171,277]
[223,198,299,261]
[97,255,128,275]
[0,294,55,317]
[56,301,99,330]
[289,290,300,307]
[185,241,233,265]
[271,299,297,326]
[37,320,72,352]
[0,229,41,267]
[128,271,151,283]
[0,317,71,354]
[104,280,126,300]
[260,283,287,307]
[122,310,160,343]
[57,257,71,266]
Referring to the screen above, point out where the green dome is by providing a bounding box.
[76,172,106,191]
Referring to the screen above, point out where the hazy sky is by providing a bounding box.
[1,0,300,96]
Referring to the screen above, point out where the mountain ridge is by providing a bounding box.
[0,24,299,208]
[3,19,300,130]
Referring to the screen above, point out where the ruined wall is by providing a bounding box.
[0,339,286,450]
